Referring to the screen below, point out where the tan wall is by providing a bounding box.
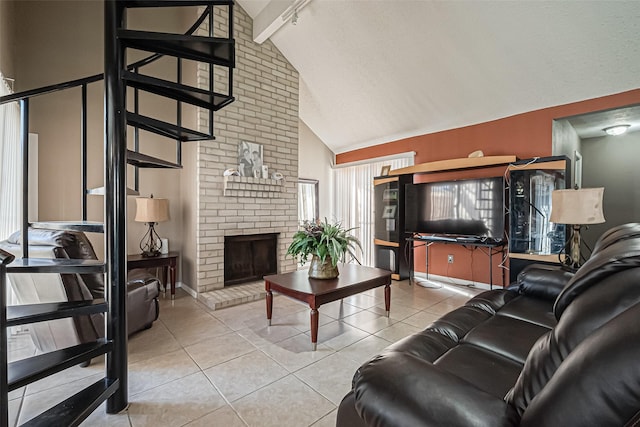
[299,120,334,220]
[0,0,16,78]
[12,2,199,283]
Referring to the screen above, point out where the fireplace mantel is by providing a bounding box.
[223,176,284,198]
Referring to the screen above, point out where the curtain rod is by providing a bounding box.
[332,151,415,169]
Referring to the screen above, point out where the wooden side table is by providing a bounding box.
[127,252,178,299]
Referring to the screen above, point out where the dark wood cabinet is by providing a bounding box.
[373,174,413,280]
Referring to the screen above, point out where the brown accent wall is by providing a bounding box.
[337,89,640,286]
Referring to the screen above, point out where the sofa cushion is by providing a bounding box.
[427,306,493,343]
[509,263,574,300]
[496,295,556,329]
[434,344,523,398]
[353,352,519,427]
[462,314,551,364]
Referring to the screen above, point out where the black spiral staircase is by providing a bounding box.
[0,1,234,425]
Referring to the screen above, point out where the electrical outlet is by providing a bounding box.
[447,254,454,264]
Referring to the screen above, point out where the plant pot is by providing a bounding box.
[308,255,339,279]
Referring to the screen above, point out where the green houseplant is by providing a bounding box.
[287,219,362,279]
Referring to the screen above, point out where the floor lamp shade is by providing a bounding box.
[550,188,605,225]
[550,187,605,268]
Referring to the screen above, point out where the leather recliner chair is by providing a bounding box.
[1,228,159,353]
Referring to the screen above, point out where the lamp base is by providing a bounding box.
[565,224,582,269]
[140,222,163,257]
[141,250,161,258]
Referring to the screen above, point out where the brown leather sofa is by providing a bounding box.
[1,228,159,353]
[337,223,640,426]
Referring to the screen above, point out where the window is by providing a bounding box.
[333,155,413,267]
[298,178,319,224]
[0,71,21,240]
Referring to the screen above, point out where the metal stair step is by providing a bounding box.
[127,112,212,142]
[123,0,233,7]
[7,258,105,274]
[8,339,113,391]
[127,150,182,169]
[122,70,234,111]
[30,221,104,233]
[87,186,140,196]
[20,377,119,427]
[118,29,234,67]
[7,300,107,327]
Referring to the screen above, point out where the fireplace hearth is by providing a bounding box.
[224,233,278,286]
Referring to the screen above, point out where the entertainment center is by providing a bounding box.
[373,155,570,287]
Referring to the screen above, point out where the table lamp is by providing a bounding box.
[135,195,170,257]
[550,187,605,269]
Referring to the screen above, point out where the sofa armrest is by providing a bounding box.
[352,353,517,427]
[508,264,574,301]
[127,268,160,290]
[126,268,160,334]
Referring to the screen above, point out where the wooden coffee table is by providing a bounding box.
[264,264,392,350]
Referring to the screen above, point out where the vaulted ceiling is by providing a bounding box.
[236,0,640,154]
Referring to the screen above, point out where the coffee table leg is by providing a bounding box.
[266,290,273,326]
[384,284,390,318]
[310,308,318,351]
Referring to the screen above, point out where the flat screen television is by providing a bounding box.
[405,177,505,241]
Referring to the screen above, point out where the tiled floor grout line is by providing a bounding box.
[198,365,251,427]
[8,281,481,426]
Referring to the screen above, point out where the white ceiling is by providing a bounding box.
[564,104,640,139]
[237,0,640,154]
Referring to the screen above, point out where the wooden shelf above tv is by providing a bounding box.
[389,155,517,176]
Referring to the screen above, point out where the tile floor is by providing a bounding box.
[7,279,482,427]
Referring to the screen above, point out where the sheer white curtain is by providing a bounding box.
[333,155,413,267]
[0,72,21,312]
[0,71,21,240]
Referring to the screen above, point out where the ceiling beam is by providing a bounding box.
[253,0,311,44]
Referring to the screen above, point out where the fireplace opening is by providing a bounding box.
[224,233,278,286]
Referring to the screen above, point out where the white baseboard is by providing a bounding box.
[175,281,197,298]
[411,272,502,291]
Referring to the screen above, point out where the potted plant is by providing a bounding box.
[287,219,362,279]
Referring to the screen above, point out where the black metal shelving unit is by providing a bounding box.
[0,1,235,425]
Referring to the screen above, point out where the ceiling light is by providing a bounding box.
[603,124,630,136]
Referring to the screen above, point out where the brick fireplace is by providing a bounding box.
[182,4,299,298]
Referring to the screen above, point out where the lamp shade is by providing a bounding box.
[550,188,605,225]
[134,197,170,223]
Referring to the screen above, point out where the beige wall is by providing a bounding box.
[582,131,640,248]
[298,120,334,220]
[552,118,582,188]
[0,0,16,78]
[12,2,198,282]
